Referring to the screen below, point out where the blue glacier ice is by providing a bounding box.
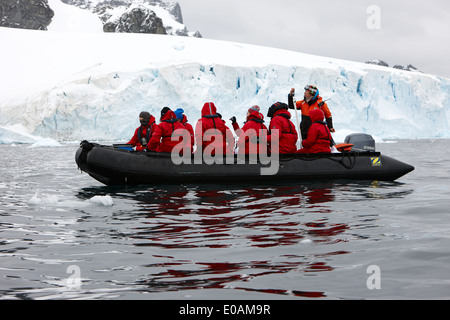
[0,27,449,144]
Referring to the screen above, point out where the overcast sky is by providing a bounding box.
[176,0,450,78]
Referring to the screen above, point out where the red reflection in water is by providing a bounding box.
[123,184,352,298]
[305,262,334,272]
[233,286,327,298]
[131,183,347,249]
[305,222,349,237]
[138,259,329,298]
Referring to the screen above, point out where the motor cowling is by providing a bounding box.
[344,133,376,152]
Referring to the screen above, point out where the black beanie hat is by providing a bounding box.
[161,107,171,117]
[139,111,151,126]
[267,102,288,118]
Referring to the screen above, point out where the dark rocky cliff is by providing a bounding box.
[0,0,54,30]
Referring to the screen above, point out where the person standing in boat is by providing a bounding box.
[235,108,268,154]
[288,85,335,140]
[148,107,185,153]
[267,102,298,154]
[174,108,195,152]
[297,108,333,154]
[195,102,234,156]
[127,111,156,151]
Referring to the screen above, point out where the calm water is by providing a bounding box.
[0,139,449,300]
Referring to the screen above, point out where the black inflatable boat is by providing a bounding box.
[75,134,414,186]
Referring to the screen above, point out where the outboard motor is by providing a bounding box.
[344,133,376,152]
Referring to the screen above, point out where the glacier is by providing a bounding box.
[0,25,449,144]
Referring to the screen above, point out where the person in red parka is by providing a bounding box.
[229,105,261,136]
[148,107,185,153]
[174,108,194,152]
[195,102,233,155]
[297,108,332,154]
[127,111,156,151]
[236,109,268,154]
[267,102,298,154]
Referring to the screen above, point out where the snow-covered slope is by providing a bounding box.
[0,3,449,143]
[47,0,103,32]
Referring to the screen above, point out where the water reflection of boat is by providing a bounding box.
[75,139,414,186]
[103,183,342,298]
[74,181,412,298]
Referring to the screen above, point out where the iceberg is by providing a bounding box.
[0,125,38,144]
[28,138,63,148]
[0,124,62,146]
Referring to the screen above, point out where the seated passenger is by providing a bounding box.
[127,111,156,151]
[236,109,268,154]
[267,102,298,154]
[195,102,234,155]
[174,108,194,152]
[148,107,185,153]
[297,108,332,154]
[230,105,261,135]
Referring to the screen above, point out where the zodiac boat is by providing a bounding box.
[75,133,414,186]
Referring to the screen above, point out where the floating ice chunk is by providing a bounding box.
[28,192,42,205]
[28,192,60,206]
[42,194,59,204]
[89,195,114,206]
[28,138,62,148]
[300,239,313,244]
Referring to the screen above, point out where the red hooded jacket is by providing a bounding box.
[268,109,298,154]
[236,110,268,154]
[127,115,156,151]
[297,109,332,154]
[195,102,233,155]
[148,110,185,153]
